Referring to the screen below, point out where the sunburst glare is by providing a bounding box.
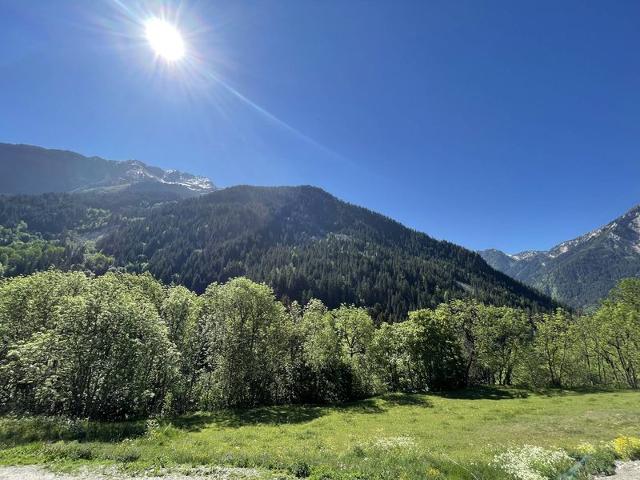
[145,17,185,61]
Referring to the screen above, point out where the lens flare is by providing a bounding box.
[145,18,185,61]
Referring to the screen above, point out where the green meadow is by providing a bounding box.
[1,388,638,479]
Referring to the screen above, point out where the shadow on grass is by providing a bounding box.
[2,388,627,446]
[432,385,625,401]
[0,417,147,446]
[0,397,405,445]
[378,392,433,407]
[434,386,530,400]
[532,386,618,397]
[172,404,327,431]
[172,397,393,433]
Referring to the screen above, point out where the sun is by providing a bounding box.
[145,18,185,62]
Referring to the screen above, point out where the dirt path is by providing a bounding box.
[0,466,268,480]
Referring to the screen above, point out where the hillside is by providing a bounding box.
[480,204,640,308]
[96,185,555,319]
[0,185,554,320]
[0,143,215,197]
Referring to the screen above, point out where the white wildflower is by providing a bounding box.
[493,445,573,480]
[372,436,416,450]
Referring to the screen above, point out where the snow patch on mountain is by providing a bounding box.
[479,203,640,308]
[510,250,544,261]
[631,212,640,234]
[111,160,215,193]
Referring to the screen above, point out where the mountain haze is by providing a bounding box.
[0,143,215,197]
[480,205,640,308]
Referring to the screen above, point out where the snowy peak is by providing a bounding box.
[108,160,216,194]
[479,203,640,308]
[510,250,546,261]
[545,205,640,258]
[0,143,216,197]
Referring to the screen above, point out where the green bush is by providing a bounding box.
[42,441,94,461]
[289,461,312,478]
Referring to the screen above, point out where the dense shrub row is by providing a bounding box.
[0,271,637,419]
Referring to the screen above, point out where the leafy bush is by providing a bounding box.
[42,441,94,461]
[110,443,142,463]
[289,461,312,478]
[580,448,617,477]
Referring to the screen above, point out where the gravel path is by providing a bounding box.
[596,461,640,479]
[0,466,269,480]
[2,462,640,479]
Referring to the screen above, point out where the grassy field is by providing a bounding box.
[0,388,639,479]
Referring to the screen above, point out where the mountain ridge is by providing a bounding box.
[0,142,215,197]
[0,142,557,318]
[480,204,640,308]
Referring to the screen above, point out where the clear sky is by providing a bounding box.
[1,1,639,253]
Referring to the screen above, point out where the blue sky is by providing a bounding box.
[1,1,639,253]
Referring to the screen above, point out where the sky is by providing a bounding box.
[0,0,639,253]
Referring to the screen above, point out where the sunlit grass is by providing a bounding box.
[1,388,638,479]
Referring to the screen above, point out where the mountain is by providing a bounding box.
[0,143,557,319]
[480,205,640,308]
[0,185,555,321]
[0,143,215,197]
[95,185,556,320]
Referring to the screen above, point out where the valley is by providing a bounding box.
[0,145,638,480]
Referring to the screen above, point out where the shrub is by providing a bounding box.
[289,461,312,478]
[42,441,94,461]
[581,448,617,477]
[113,447,141,463]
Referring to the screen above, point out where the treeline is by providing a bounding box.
[0,271,637,420]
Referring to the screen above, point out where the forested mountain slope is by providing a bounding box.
[0,143,215,197]
[94,185,555,319]
[480,204,640,308]
[0,189,183,278]
[0,141,556,320]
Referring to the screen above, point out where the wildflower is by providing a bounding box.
[426,466,442,478]
[372,436,416,450]
[493,445,573,480]
[574,442,596,456]
[612,436,640,460]
[145,418,161,438]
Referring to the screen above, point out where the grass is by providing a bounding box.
[0,388,639,479]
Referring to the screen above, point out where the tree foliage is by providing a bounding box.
[0,272,637,420]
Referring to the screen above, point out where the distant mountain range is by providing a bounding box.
[0,143,555,320]
[0,143,215,197]
[480,205,640,308]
